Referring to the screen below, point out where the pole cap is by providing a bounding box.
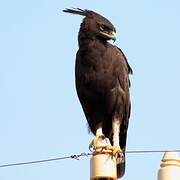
[161,151,180,167]
[158,151,180,180]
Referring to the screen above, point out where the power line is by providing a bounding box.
[0,149,179,168]
[0,152,92,168]
[126,149,180,154]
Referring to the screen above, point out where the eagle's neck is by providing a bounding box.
[78,32,107,49]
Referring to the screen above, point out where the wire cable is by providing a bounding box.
[126,149,180,154]
[0,152,92,168]
[0,149,179,168]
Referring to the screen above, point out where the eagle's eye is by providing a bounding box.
[97,23,116,41]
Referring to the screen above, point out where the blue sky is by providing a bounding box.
[0,0,180,179]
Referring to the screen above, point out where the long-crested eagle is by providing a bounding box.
[63,8,133,178]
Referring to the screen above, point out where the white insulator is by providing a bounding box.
[158,151,180,180]
[90,151,117,180]
[90,138,117,180]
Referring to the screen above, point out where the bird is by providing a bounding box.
[63,8,133,178]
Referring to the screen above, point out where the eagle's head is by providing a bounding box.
[63,8,116,42]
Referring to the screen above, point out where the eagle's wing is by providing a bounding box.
[108,46,132,178]
[114,46,132,142]
[117,47,133,75]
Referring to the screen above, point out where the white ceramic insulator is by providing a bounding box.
[90,138,117,180]
[158,151,180,180]
[90,152,117,180]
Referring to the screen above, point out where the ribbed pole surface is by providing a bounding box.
[158,151,180,180]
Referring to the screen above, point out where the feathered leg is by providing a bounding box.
[107,116,123,158]
[113,117,120,147]
[111,116,125,179]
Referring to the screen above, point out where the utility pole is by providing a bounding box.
[158,151,180,180]
[90,139,117,180]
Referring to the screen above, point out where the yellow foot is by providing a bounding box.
[106,145,124,161]
[89,134,107,152]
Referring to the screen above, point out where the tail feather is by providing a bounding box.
[117,128,128,178]
[117,153,125,179]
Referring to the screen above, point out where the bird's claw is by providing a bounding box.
[89,134,108,152]
[89,137,124,163]
[105,145,124,162]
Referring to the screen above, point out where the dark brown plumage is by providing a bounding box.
[63,8,132,178]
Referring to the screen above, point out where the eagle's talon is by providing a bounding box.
[89,134,106,152]
[105,145,124,161]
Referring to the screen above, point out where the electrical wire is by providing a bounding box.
[0,152,92,168]
[0,149,179,168]
[126,149,180,154]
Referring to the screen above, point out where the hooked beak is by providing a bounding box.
[99,31,116,42]
[110,31,116,42]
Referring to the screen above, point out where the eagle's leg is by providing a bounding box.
[89,127,107,152]
[106,117,123,159]
[112,117,123,158]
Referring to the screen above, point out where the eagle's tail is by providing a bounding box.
[117,151,125,178]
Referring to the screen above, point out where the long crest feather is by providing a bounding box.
[63,8,89,17]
